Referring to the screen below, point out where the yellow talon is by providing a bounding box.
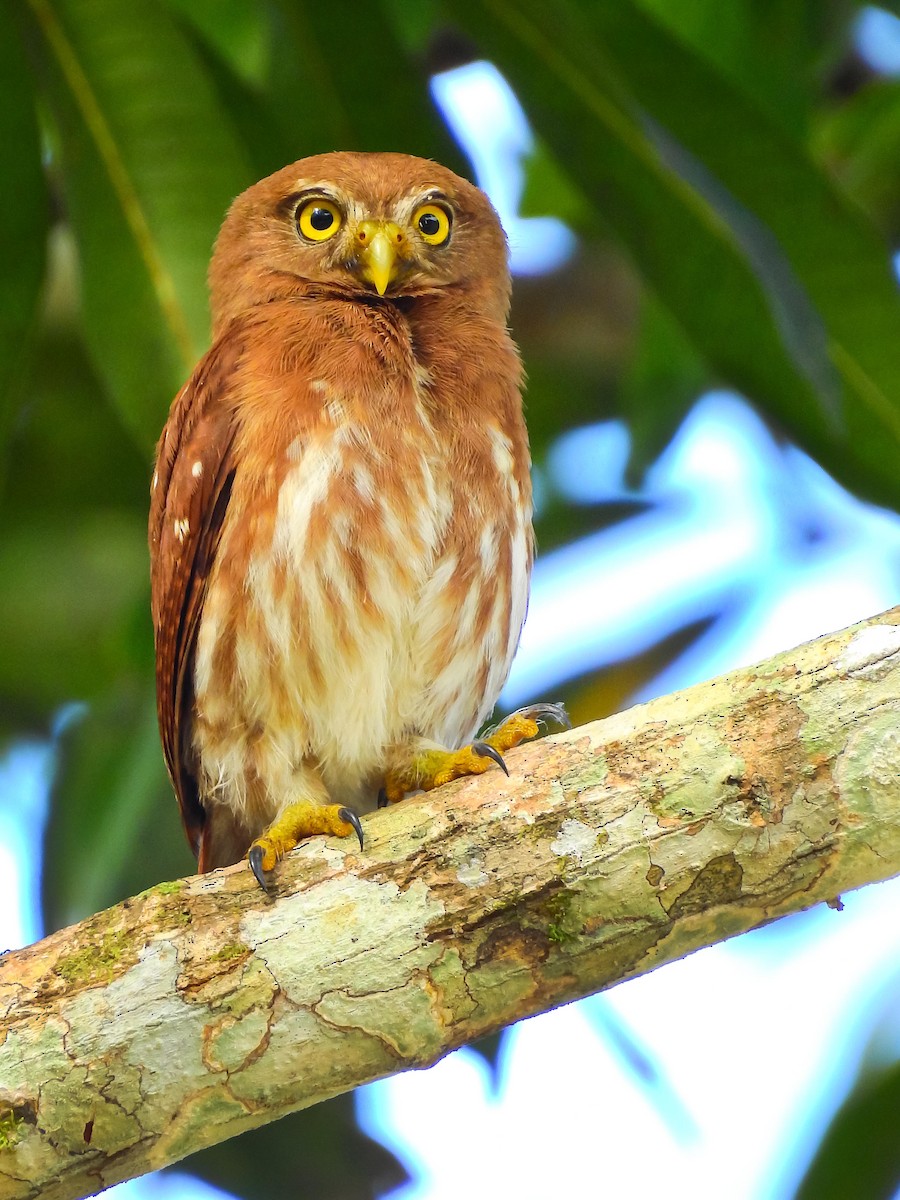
[383,703,569,804]
[248,801,363,889]
[484,711,541,751]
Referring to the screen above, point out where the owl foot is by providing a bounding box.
[382,703,570,804]
[248,801,364,889]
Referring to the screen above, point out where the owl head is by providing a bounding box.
[209,151,511,335]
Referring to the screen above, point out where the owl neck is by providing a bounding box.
[210,264,509,343]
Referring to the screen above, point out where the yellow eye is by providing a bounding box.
[297,198,342,242]
[414,204,451,246]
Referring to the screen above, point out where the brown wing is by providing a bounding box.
[149,333,242,858]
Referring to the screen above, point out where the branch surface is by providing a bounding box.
[3,609,900,1199]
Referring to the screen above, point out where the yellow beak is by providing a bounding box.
[357,220,406,295]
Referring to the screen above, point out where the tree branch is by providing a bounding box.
[3,609,900,1199]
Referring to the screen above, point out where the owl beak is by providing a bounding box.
[356,220,407,295]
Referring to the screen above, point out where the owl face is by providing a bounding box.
[285,182,464,296]
[209,152,511,333]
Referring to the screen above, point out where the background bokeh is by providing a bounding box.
[3,2,900,1197]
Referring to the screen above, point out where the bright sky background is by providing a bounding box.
[4,14,900,1200]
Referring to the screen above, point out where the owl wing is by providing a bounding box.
[149,333,241,859]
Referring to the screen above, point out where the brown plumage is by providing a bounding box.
[149,151,537,882]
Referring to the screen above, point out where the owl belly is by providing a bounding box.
[193,426,530,826]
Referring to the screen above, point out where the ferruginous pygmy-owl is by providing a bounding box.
[149,151,564,888]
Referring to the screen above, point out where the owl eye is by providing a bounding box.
[414,204,451,246]
[297,199,342,242]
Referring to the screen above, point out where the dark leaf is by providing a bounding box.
[267,0,465,170]
[0,515,148,722]
[634,0,823,137]
[469,1030,507,1085]
[26,0,253,450]
[178,1094,408,1200]
[587,1,900,502]
[816,78,900,239]
[553,614,719,726]
[447,2,825,441]
[42,675,186,932]
[447,0,900,510]
[617,291,709,484]
[794,1057,900,1200]
[164,0,268,84]
[174,22,297,181]
[0,241,153,733]
[0,5,49,462]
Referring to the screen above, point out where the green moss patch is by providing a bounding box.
[56,928,134,987]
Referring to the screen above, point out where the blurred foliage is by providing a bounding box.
[178,1096,407,1200]
[796,1058,900,1200]
[3,0,900,1194]
[794,991,900,1200]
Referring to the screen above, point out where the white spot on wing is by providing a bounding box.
[490,425,515,476]
[192,460,203,478]
[174,518,190,543]
[414,363,433,390]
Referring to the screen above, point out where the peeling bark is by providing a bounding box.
[3,609,900,1199]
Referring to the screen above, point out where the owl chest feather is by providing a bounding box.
[192,309,531,812]
[254,410,456,753]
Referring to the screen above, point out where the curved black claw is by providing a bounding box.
[377,787,389,810]
[517,702,572,731]
[339,806,365,850]
[472,741,509,776]
[248,845,269,892]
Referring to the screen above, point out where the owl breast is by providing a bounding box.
[192,371,531,828]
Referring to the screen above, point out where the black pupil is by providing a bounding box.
[419,212,441,235]
[309,207,334,231]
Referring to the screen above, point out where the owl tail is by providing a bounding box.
[197,808,250,873]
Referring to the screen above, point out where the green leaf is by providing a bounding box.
[633,0,823,137]
[446,2,825,431]
[167,0,468,221]
[179,1095,408,1200]
[815,78,900,239]
[173,21,297,181]
[0,514,148,724]
[26,0,254,450]
[520,138,590,225]
[586,1,900,500]
[0,5,49,459]
[164,0,268,84]
[2,287,148,519]
[382,0,444,54]
[447,0,900,510]
[0,270,152,733]
[794,1057,900,1200]
[266,0,465,169]
[42,677,185,931]
[618,290,710,483]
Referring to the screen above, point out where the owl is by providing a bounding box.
[149,151,562,888]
